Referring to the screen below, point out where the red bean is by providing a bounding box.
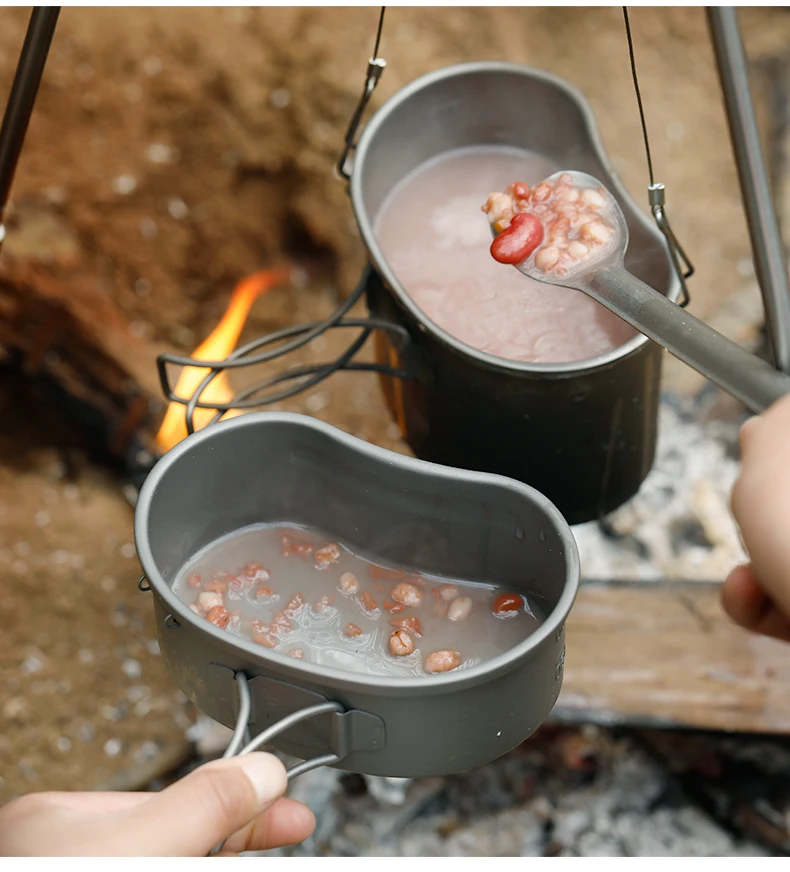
[242,562,269,579]
[338,572,359,595]
[490,212,544,265]
[284,593,305,617]
[288,648,305,659]
[272,610,294,634]
[391,582,422,607]
[315,543,341,568]
[492,593,523,618]
[359,590,378,613]
[205,605,230,629]
[389,615,423,638]
[424,650,462,674]
[203,579,227,594]
[389,629,415,657]
[344,622,364,638]
[254,629,278,649]
[281,534,313,558]
[255,584,275,600]
[383,600,406,614]
[314,594,333,613]
[370,565,406,581]
[187,574,202,589]
[508,181,530,200]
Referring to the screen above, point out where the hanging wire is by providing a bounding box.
[337,7,388,179]
[372,5,386,59]
[622,6,694,308]
[622,7,654,187]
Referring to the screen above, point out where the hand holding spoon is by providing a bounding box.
[484,171,790,413]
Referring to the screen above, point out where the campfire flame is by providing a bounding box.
[155,267,292,453]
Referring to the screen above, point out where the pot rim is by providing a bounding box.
[350,60,681,375]
[134,411,580,695]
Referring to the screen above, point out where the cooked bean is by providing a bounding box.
[439,585,458,602]
[359,590,379,614]
[424,650,462,674]
[344,622,364,638]
[254,584,275,600]
[253,629,278,649]
[314,594,333,613]
[242,562,270,579]
[187,574,202,589]
[205,605,230,629]
[198,591,223,612]
[389,615,423,638]
[492,593,523,618]
[284,593,305,617]
[447,596,472,622]
[391,582,422,607]
[389,629,415,657]
[281,534,313,558]
[338,572,359,595]
[272,610,294,634]
[288,648,305,659]
[370,565,406,581]
[203,579,227,594]
[315,543,341,568]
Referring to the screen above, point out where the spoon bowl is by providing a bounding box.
[490,170,790,413]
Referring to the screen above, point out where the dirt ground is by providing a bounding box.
[3,4,790,819]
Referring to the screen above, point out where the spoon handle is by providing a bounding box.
[585,265,790,413]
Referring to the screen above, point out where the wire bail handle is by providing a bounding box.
[337,7,387,180]
[623,6,694,308]
[209,672,346,856]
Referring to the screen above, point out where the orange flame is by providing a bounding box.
[156,267,292,453]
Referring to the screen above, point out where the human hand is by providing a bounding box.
[722,393,790,643]
[0,752,315,857]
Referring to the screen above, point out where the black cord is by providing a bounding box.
[623,7,654,187]
[372,7,386,59]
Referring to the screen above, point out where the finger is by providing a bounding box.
[116,753,287,856]
[32,792,153,816]
[223,797,316,854]
[722,564,790,643]
[722,564,768,627]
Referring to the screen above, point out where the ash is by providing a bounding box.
[246,726,786,857]
[574,392,749,582]
[185,716,787,857]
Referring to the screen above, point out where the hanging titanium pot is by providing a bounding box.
[347,61,681,526]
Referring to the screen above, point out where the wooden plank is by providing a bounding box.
[554,580,790,734]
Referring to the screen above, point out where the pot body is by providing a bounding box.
[350,62,681,525]
[135,412,579,777]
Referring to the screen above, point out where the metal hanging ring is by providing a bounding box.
[137,575,151,592]
[164,614,181,629]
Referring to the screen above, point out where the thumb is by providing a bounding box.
[120,753,287,856]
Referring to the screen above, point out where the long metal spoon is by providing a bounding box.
[492,170,790,413]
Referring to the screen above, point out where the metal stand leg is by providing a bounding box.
[708,6,790,374]
[0,7,60,255]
